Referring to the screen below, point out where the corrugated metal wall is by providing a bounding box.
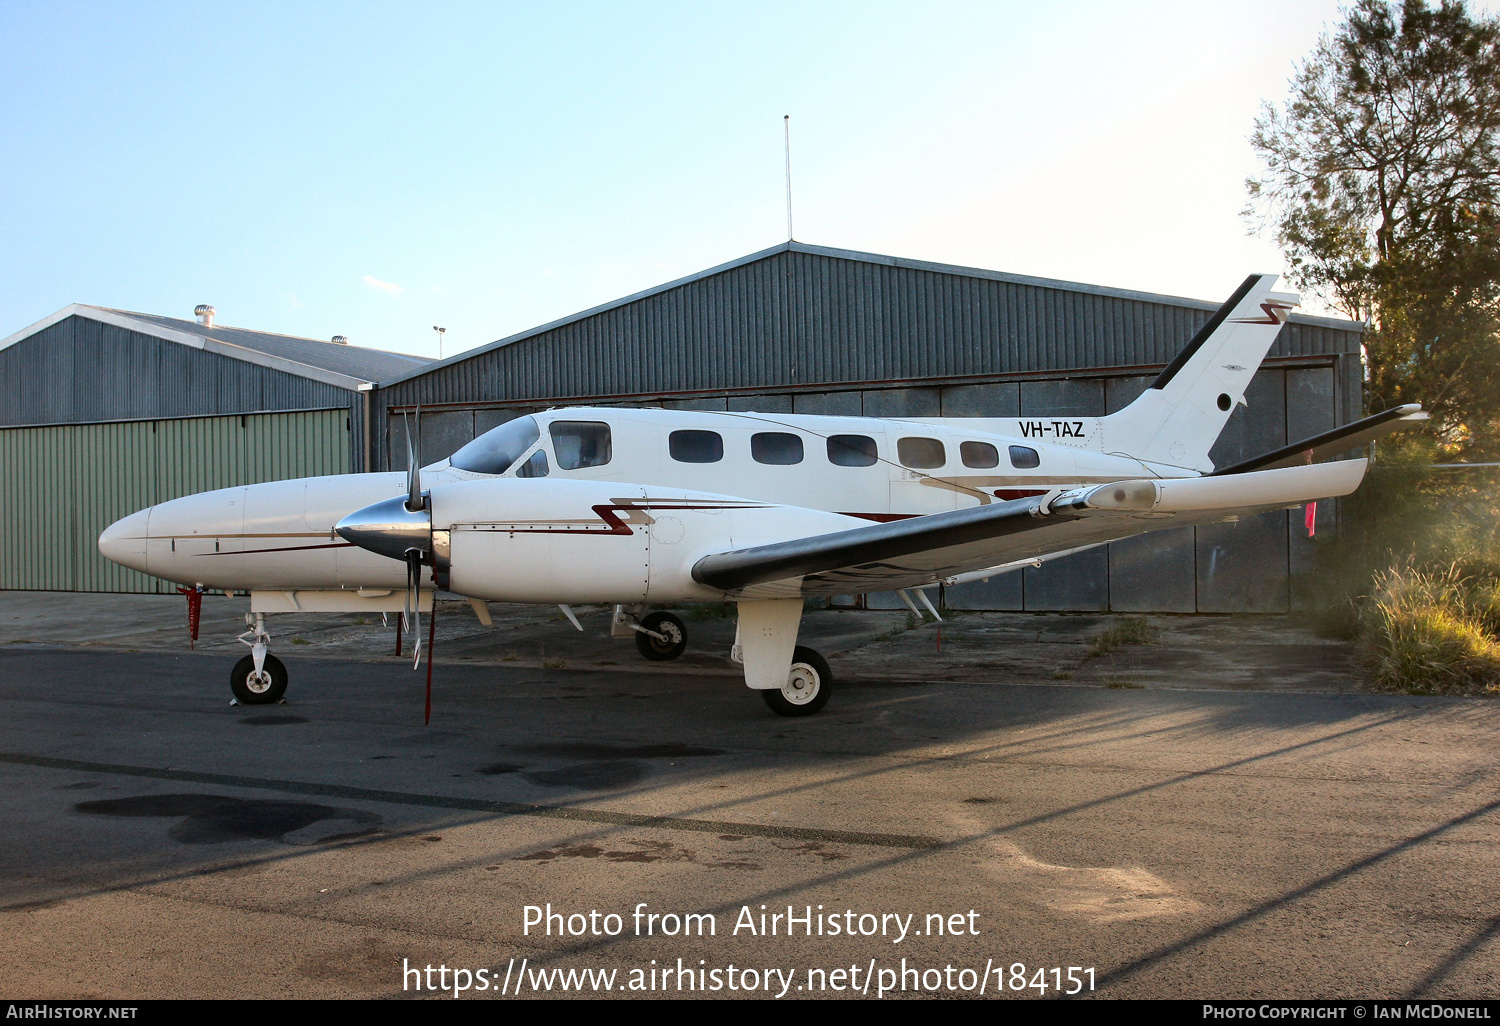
[377,247,1360,411]
[0,316,355,428]
[0,409,350,593]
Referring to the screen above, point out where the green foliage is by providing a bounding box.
[1319,459,1500,592]
[1088,617,1160,657]
[1302,461,1500,692]
[1248,0,1500,456]
[1360,563,1500,692]
[684,603,735,622]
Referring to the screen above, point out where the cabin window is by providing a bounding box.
[1009,445,1040,469]
[752,432,803,465]
[515,450,549,478]
[449,415,539,475]
[669,429,723,463]
[960,441,1000,469]
[827,434,877,467]
[550,421,612,469]
[898,437,946,470]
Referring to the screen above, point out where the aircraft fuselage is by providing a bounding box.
[98,406,1194,598]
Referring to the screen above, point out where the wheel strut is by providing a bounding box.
[231,611,288,705]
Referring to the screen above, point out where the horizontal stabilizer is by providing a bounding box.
[1211,404,1427,476]
[692,460,1368,596]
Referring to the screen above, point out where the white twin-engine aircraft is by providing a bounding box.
[98,274,1425,717]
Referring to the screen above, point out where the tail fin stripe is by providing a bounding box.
[1148,274,1264,390]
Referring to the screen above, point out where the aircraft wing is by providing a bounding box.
[692,459,1367,597]
[1211,404,1426,476]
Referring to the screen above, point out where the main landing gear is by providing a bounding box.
[614,605,688,662]
[761,646,832,717]
[230,612,287,705]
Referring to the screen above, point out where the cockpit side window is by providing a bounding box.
[449,415,540,475]
[551,421,612,469]
[516,450,549,478]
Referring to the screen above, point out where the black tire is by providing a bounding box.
[761,646,832,716]
[635,611,688,661]
[230,654,287,705]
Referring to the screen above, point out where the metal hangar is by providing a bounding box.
[0,304,428,592]
[371,242,1366,614]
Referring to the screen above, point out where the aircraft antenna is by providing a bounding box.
[784,114,793,242]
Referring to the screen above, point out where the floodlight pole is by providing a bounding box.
[433,325,445,360]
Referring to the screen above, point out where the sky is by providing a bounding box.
[0,0,1384,362]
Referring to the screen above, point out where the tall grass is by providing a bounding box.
[1360,564,1500,694]
[1308,438,1500,695]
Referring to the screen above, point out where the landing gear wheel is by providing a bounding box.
[762,646,832,716]
[230,654,287,705]
[635,611,688,661]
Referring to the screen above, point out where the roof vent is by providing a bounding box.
[194,304,216,328]
[331,335,349,345]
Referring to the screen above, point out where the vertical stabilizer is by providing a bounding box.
[1100,274,1299,472]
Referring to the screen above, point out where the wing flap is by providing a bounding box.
[692,460,1367,596]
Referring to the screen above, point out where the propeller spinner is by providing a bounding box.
[334,408,438,671]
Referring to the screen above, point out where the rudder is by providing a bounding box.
[1100,273,1299,472]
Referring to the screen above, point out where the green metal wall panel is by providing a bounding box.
[0,409,350,593]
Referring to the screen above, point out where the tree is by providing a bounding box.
[1247,0,1500,455]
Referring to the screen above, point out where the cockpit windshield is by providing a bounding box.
[449,415,541,475]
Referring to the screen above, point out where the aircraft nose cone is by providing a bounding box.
[99,508,151,572]
[335,496,431,563]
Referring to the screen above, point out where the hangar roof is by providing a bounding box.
[376,240,1365,405]
[0,304,430,391]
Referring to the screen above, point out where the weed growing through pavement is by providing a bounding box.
[1088,618,1159,658]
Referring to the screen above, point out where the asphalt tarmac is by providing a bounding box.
[2,642,1498,1000]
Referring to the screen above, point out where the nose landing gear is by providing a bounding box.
[613,604,689,661]
[231,612,287,705]
[634,610,688,661]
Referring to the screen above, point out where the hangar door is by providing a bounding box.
[0,409,351,594]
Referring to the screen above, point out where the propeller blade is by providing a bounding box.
[407,549,423,669]
[401,547,412,631]
[405,407,424,513]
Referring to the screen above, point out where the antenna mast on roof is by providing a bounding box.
[783,115,793,242]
